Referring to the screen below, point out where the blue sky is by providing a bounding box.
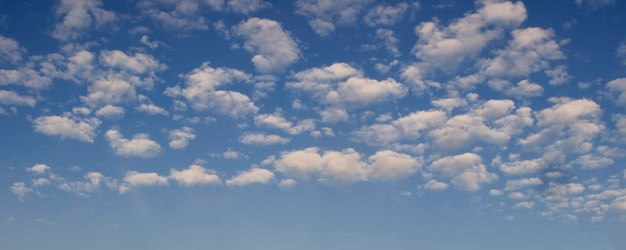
[2,0,626,249]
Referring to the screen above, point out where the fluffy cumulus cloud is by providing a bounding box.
[295,0,374,36]
[10,182,33,201]
[413,0,527,69]
[105,129,162,158]
[119,171,168,194]
[271,147,419,183]
[136,0,209,31]
[429,153,498,192]
[26,164,50,175]
[165,63,258,118]
[169,165,221,186]
[363,2,411,27]
[0,90,36,106]
[52,0,116,41]
[226,168,274,186]
[168,127,196,149]
[239,132,291,145]
[0,35,25,64]
[33,115,100,143]
[287,63,407,108]
[366,150,421,181]
[95,105,124,119]
[254,111,315,134]
[135,104,169,116]
[233,18,300,73]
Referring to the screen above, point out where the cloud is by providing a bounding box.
[504,177,543,191]
[169,165,221,186]
[429,153,498,192]
[33,115,100,143]
[363,2,410,26]
[295,0,374,36]
[412,0,527,70]
[95,105,125,119]
[425,179,450,191]
[0,35,25,64]
[119,171,168,194]
[254,111,316,134]
[226,168,274,186]
[376,29,401,57]
[278,178,297,189]
[607,78,626,108]
[168,127,196,149]
[480,27,564,77]
[233,18,300,73]
[58,172,117,197]
[165,63,258,118]
[0,90,36,107]
[26,164,50,175]
[239,132,290,145]
[272,147,420,183]
[137,0,208,31]
[10,182,32,201]
[135,104,169,116]
[81,79,136,106]
[287,63,407,108]
[105,129,162,158]
[53,0,116,41]
[99,50,166,75]
[227,0,271,14]
[366,150,421,181]
[353,110,447,146]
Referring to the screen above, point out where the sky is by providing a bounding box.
[1,0,626,249]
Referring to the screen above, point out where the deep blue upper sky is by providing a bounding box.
[2,0,626,249]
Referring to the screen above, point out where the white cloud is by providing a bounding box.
[481,27,564,77]
[514,201,535,209]
[10,182,32,201]
[105,129,162,158]
[366,150,421,181]
[376,29,401,57]
[490,189,504,196]
[498,158,546,175]
[278,178,297,189]
[135,104,169,116]
[413,0,527,69]
[504,177,543,191]
[169,165,221,186]
[425,179,450,191]
[0,90,36,106]
[27,164,50,175]
[165,63,258,118]
[81,79,136,106]
[613,196,626,211]
[295,0,374,36]
[99,50,165,75]
[227,0,271,14]
[254,111,316,134]
[319,108,349,123]
[607,78,626,108]
[33,115,100,143]
[233,18,300,73]
[0,67,53,90]
[287,63,406,108]
[119,171,168,193]
[95,105,124,119]
[53,0,116,41]
[489,79,544,98]
[0,35,25,64]
[59,172,117,197]
[239,132,290,145]
[363,2,410,26]
[429,153,498,192]
[353,110,447,146]
[545,65,573,85]
[137,0,208,31]
[168,127,196,149]
[226,168,274,186]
